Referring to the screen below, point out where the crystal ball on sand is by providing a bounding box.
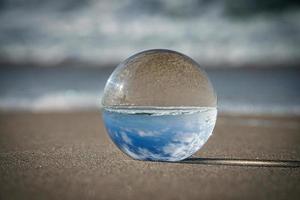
[102,49,217,161]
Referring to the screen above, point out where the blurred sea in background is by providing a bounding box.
[1,66,299,116]
[0,0,300,115]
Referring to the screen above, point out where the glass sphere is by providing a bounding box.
[102,49,217,161]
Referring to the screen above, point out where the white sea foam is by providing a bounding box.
[0,92,101,112]
[103,106,217,116]
[1,93,299,117]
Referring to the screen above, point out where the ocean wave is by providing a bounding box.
[0,92,101,112]
[1,92,299,116]
[0,0,299,66]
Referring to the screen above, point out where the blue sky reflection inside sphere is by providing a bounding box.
[103,107,217,161]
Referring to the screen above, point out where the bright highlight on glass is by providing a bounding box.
[102,49,217,161]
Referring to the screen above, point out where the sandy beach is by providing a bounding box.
[0,112,299,200]
[1,0,300,199]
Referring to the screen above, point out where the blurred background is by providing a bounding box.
[0,0,300,115]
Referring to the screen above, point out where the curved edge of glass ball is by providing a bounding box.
[101,49,217,162]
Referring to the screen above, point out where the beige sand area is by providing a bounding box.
[0,112,300,200]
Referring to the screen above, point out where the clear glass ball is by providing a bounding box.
[102,49,217,161]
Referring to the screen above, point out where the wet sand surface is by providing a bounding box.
[0,112,300,200]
